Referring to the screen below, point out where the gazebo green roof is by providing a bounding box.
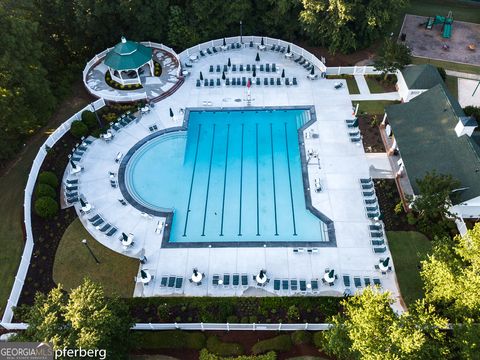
[104,37,152,71]
[401,64,444,90]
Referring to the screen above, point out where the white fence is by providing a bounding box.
[82,41,181,102]
[178,35,327,73]
[0,98,106,326]
[325,66,383,76]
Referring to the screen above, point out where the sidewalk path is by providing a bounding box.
[445,70,480,80]
[354,75,371,95]
[350,92,401,101]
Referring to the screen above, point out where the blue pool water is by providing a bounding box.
[125,109,327,243]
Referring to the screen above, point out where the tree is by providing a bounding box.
[410,170,460,237]
[374,38,412,80]
[14,279,133,359]
[318,288,449,360]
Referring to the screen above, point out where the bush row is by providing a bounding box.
[34,171,59,219]
[199,349,277,360]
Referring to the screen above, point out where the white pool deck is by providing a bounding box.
[69,46,403,312]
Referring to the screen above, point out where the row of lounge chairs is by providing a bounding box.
[160,275,184,291]
[273,279,319,294]
[87,214,118,237]
[110,112,136,132]
[360,178,387,254]
[293,248,319,254]
[212,273,249,288]
[196,77,298,87]
[65,180,79,204]
[293,56,315,72]
[344,274,382,290]
[209,63,279,73]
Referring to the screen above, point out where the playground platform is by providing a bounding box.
[399,14,480,66]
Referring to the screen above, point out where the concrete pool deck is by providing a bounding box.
[69,46,402,311]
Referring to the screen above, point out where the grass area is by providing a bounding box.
[364,76,386,94]
[0,81,91,316]
[53,218,138,297]
[325,75,360,94]
[412,57,480,75]
[445,75,459,98]
[387,231,432,307]
[353,100,400,115]
[406,0,480,24]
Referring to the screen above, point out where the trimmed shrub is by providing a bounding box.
[136,330,206,350]
[34,197,59,219]
[207,336,244,357]
[38,171,59,188]
[81,110,98,130]
[35,183,56,199]
[226,315,239,323]
[70,120,89,138]
[463,105,480,122]
[312,331,323,348]
[251,335,292,355]
[291,330,312,345]
[199,349,276,360]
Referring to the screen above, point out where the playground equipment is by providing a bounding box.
[423,11,453,38]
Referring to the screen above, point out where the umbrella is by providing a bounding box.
[122,232,128,241]
[228,58,231,67]
[259,270,264,279]
[223,38,226,46]
[328,269,335,279]
[169,108,174,118]
[253,68,256,78]
[287,44,291,53]
[255,52,260,62]
[310,67,315,75]
[200,71,203,81]
[222,71,226,80]
[70,159,77,169]
[281,69,285,78]
[80,198,86,207]
[141,270,147,279]
[261,37,264,46]
[382,257,390,268]
[193,268,198,276]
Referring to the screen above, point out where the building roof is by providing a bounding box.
[386,84,480,203]
[104,37,152,71]
[401,64,444,90]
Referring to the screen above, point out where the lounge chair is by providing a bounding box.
[212,274,220,286]
[200,50,206,56]
[242,77,246,86]
[370,224,382,231]
[367,212,380,219]
[66,179,78,185]
[232,78,237,86]
[70,156,81,162]
[285,78,290,86]
[88,214,100,223]
[311,280,319,292]
[225,78,230,86]
[343,275,351,287]
[366,206,378,212]
[364,198,377,205]
[241,274,248,287]
[92,218,104,227]
[246,64,251,71]
[196,79,201,87]
[160,276,168,287]
[216,78,220,86]
[362,183,374,190]
[299,58,306,65]
[111,123,121,131]
[276,78,281,85]
[252,64,256,71]
[270,44,275,51]
[266,63,270,72]
[373,278,381,287]
[106,227,117,236]
[67,197,78,204]
[363,190,375,197]
[216,65,221,72]
[168,276,176,287]
[232,274,240,287]
[260,64,264,72]
[232,64,237,72]
[256,77,260,86]
[264,77,268,86]
[282,279,289,291]
[299,280,307,292]
[206,48,212,55]
[223,274,230,287]
[290,279,298,291]
[175,277,183,289]
[209,79,214,86]
[212,47,217,53]
[184,62,193,68]
[274,279,281,291]
[209,65,214,73]
[239,64,244,72]
[204,79,208,86]
[110,180,117,188]
[374,246,387,253]
[272,63,276,72]
[270,78,274,85]
[98,223,111,232]
[372,239,385,246]
[294,56,303,63]
[65,185,78,191]
[371,231,383,238]
[223,64,228,73]
[249,41,253,47]
[360,178,372,184]
[236,43,241,49]
[364,278,371,287]
[354,277,362,288]
[280,46,286,53]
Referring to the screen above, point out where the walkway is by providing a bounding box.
[365,153,394,179]
[350,92,401,101]
[354,75,370,95]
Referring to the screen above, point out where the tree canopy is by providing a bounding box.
[374,38,412,79]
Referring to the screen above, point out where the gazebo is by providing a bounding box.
[104,36,154,86]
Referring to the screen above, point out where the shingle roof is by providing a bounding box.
[401,64,444,90]
[386,84,480,203]
[104,37,152,71]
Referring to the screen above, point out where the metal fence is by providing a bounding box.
[178,35,327,73]
[0,98,106,326]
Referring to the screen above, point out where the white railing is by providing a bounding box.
[0,98,106,326]
[178,35,327,73]
[82,42,181,102]
[325,66,383,76]
[1,322,332,331]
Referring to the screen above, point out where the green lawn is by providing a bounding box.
[325,75,360,94]
[364,76,387,94]
[406,0,480,24]
[0,82,91,316]
[353,100,400,115]
[387,231,432,308]
[53,218,138,297]
[412,57,480,75]
[445,75,458,98]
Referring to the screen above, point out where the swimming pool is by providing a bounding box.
[124,108,330,244]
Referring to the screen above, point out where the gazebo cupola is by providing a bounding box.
[104,36,154,86]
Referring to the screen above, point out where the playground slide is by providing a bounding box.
[443,23,452,38]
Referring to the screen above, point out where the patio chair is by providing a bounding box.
[270,78,274,85]
[373,246,387,254]
[232,273,240,287]
[373,278,382,287]
[274,279,281,291]
[256,77,260,86]
[260,64,264,72]
[212,47,218,53]
[200,50,206,56]
[105,227,117,237]
[249,41,253,47]
[216,78,221,86]
[299,280,307,292]
[184,62,193,68]
[118,198,128,206]
[343,275,351,288]
[374,264,380,270]
[364,277,371,287]
[280,46,286,53]
[207,48,212,55]
[88,214,101,223]
[285,78,290,86]
[209,65,214,73]
[290,279,298,291]
[270,44,275,51]
[110,180,117,188]
[160,275,168,287]
[354,276,362,288]
[216,65,221,72]
[223,274,230,287]
[272,63,277,72]
[241,274,248,287]
[264,77,268,86]
[212,274,220,286]
[292,77,298,85]
[311,280,319,293]
[282,279,289,291]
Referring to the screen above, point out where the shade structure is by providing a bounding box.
[310,66,315,75]
[200,71,204,80]
[258,270,265,279]
[141,270,148,279]
[80,198,86,207]
[328,269,334,279]
[193,269,198,276]
[281,69,285,78]
[122,232,128,241]
[104,37,152,71]
[169,108,174,117]
[382,257,390,268]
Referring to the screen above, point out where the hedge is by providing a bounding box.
[70,120,89,138]
[251,335,292,355]
[38,171,59,188]
[81,110,98,130]
[134,330,206,350]
[207,336,244,357]
[34,197,59,219]
[199,349,277,360]
[35,183,57,199]
[291,330,312,345]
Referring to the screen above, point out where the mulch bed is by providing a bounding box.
[357,116,385,152]
[16,132,80,311]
